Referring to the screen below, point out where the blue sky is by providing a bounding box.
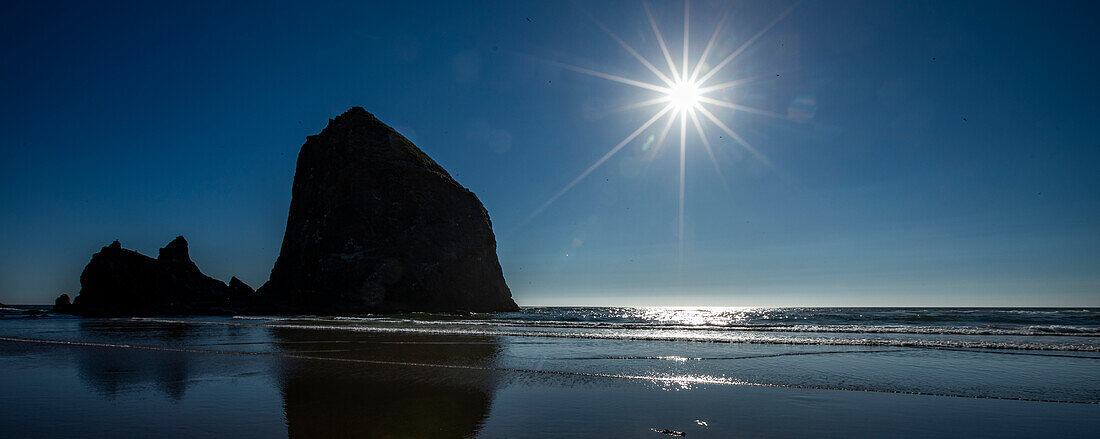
[1,0,1097,306]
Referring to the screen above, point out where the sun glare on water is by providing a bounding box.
[523,1,794,269]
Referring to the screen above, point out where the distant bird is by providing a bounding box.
[962,117,967,121]
[932,57,937,61]
[526,17,532,22]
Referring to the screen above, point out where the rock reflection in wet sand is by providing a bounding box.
[273,327,501,438]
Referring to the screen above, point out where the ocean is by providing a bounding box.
[1,306,1097,437]
[267,306,1100,350]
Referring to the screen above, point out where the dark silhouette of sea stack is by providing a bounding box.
[55,237,254,316]
[257,107,518,313]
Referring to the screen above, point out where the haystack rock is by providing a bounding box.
[57,237,252,316]
[257,107,518,313]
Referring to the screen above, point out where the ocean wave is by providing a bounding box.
[136,317,1100,352]
[290,316,1100,337]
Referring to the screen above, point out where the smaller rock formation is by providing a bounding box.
[52,294,72,313]
[227,276,257,309]
[56,237,253,316]
[229,277,255,296]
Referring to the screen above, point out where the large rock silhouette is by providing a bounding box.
[257,107,518,313]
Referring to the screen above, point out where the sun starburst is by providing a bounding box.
[667,80,702,112]
[523,0,793,269]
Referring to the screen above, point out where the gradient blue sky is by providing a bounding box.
[2,0,1097,306]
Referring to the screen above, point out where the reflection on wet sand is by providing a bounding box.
[271,327,502,439]
[69,318,505,437]
[76,320,196,399]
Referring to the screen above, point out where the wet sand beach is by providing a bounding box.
[0,310,1097,438]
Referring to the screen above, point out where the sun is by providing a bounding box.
[668,81,701,112]
[522,0,794,268]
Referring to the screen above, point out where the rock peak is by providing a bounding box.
[338,106,372,119]
[312,106,454,181]
[165,236,188,249]
[323,106,379,132]
[158,236,198,273]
